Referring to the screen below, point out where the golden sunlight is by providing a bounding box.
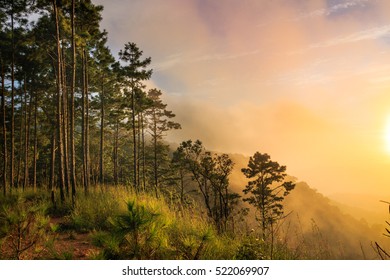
[385,116,390,153]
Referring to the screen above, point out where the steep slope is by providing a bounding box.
[282,182,389,259]
[227,153,390,259]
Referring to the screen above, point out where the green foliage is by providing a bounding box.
[67,190,123,232]
[92,231,122,259]
[235,236,267,260]
[242,152,295,240]
[173,140,240,233]
[0,0,342,261]
[168,216,216,260]
[0,196,49,259]
[45,238,75,260]
[235,234,302,260]
[93,197,170,259]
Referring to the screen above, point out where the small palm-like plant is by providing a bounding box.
[95,199,168,259]
[116,200,160,256]
[0,198,49,259]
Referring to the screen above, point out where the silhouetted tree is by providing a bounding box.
[241,152,295,241]
[174,140,240,233]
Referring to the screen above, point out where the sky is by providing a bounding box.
[93,0,390,201]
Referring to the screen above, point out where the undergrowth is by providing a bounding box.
[0,186,335,260]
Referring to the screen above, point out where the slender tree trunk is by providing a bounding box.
[69,0,77,204]
[10,2,15,191]
[81,50,86,192]
[137,113,141,190]
[61,47,70,196]
[113,120,119,185]
[131,86,137,191]
[33,92,38,192]
[82,49,90,194]
[261,182,266,241]
[53,0,66,203]
[49,130,56,207]
[153,111,158,197]
[99,72,104,186]
[1,63,7,195]
[16,93,24,189]
[141,112,146,191]
[85,50,90,190]
[23,76,32,190]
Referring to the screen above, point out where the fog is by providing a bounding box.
[94,0,390,206]
[228,153,390,259]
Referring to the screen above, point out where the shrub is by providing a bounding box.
[93,199,170,259]
[0,197,49,259]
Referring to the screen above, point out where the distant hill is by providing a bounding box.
[226,153,390,259]
[282,182,389,259]
[328,193,388,226]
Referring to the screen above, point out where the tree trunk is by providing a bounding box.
[261,182,266,241]
[53,0,66,203]
[61,47,70,196]
[153,110,158,197]
[1,63,7,195]
[131,86,137,191]
[23,76,32,190]
[141,112,146,191]
[85,50,90,191]
[113,120,119,185]
[69,0,77,204]
[81,50,86,192]
[10,2,15,191]
[16,93,24,189]
[49,130,56,207]
[82,49,90,194]
[137,113,141,190]
[33,92,38,192]
[99,72,104,186]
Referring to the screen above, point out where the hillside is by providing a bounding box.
[283,182,389,259]
[226,153,390,259]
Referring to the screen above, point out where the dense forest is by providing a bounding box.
[0,0,389,260]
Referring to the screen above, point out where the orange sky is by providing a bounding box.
[95,0,390,201]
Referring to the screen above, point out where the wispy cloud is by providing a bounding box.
[194,49,260,62]
[153,53,185,72]
[295,0,368,20]
[154,49,260,72]
[310,24,390,48]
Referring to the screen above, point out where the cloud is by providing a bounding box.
[95,0,390,199]
[295,0,369,20]
[309,24,390,49]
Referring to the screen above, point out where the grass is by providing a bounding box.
[0,192,50,259]
[0,186,336,260]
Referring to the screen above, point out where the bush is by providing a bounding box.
[0,197,49,259]
[93,198,170,259]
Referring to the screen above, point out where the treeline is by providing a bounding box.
[0,0,296,242]
[0,0,183,202]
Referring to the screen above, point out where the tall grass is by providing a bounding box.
[0,186,311,260]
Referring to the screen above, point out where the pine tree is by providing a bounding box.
[241,152,295,240]
[90,32,115,187]
[118,42,152,192]
[146,88,180,197]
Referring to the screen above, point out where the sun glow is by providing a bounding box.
[385,116,390,153]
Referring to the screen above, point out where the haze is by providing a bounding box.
[94,0,390,206]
